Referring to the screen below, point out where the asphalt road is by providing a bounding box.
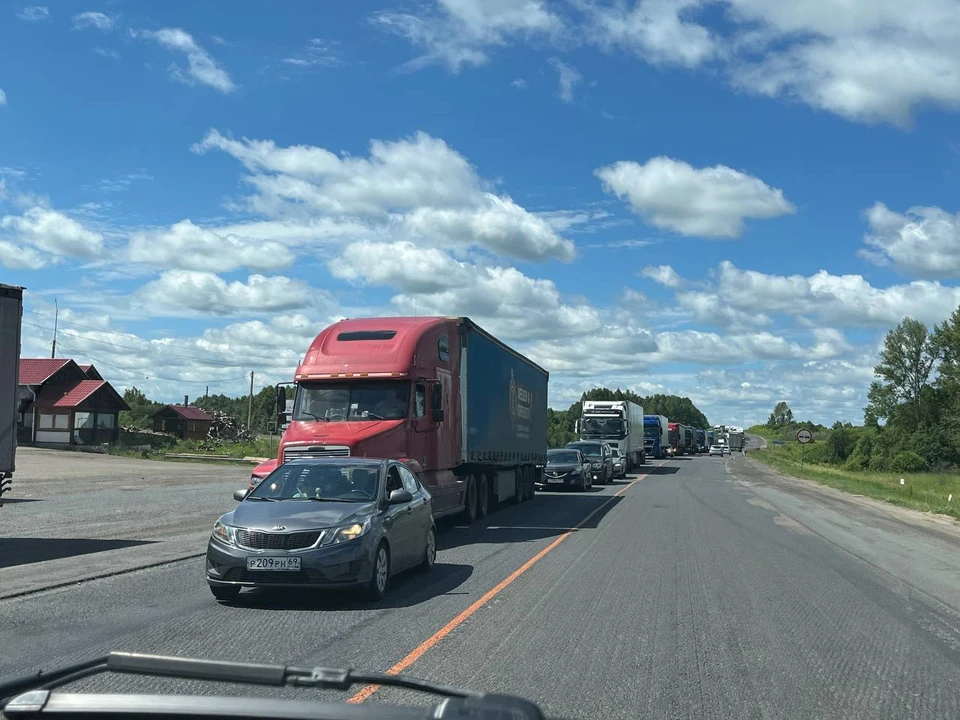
[3,453,960,719]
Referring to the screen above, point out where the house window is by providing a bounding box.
[438,335,450,362]
[75,412,94,429]
[39,413,69,430]
[96,414,115,429]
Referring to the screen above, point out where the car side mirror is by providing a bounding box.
[388,488,413,505]
[233,489,248,502]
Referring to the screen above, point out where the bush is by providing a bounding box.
[117,427,177,449]
[891,451,928,472]
[844,432,875,471]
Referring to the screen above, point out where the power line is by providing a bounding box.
[55,342,250,385]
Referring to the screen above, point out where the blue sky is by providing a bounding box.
[3,0,960,427]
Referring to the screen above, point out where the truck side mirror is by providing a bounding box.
[276,386,286,414]
[574,419,580,433]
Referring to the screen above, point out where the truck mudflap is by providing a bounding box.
[0,472,11,507]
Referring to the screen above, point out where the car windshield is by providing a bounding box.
[294,381,410,421]
[249,463,381,502]
[568,444,601,459]
[548,451,581,464]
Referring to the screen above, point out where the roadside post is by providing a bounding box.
[796,428,813,469]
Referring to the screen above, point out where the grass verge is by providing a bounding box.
[748,446,960,521]
[109,436,279,462]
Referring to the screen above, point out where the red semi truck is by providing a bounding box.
[250,316,549,523]
[666,422,682,456]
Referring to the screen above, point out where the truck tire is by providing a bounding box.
[477,472,489,519]
[461,476,478,524]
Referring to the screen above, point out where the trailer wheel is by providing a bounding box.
[477,472,489,519]
[461,476,478,524]
[524,466,536,501]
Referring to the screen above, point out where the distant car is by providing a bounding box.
[540,448,592,491]
[206,457,435,603]
[565,440,613,484]
[609,447,627,479]
[709,444,725,457]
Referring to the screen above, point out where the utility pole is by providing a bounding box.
[50,299,58,358]
[205,385,209,398]
[247,371,254,430]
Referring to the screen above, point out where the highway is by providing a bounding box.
[4,449,960,719]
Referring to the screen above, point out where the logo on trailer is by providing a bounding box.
[509,369,518,428]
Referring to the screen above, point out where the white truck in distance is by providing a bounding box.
[576,400,645,470]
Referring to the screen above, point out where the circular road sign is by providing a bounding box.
[796,429,813,444]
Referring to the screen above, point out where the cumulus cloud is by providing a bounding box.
[372,0,563,72]
[141,28,235,93]
[135,271,321,316]
[328,240,599,341]
[641,264,685,289]
[128,219,294,272]
[0,206,104,266]
[596,156,795,238]
[861,202,960,279]
[548,57,581,103]
[378,0,960,127]
[192,128,574,262]
[73,11,114,30]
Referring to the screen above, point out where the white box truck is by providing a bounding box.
[576,400,645,470]
[1,284,23,506]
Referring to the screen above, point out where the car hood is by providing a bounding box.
[546,463,582,472]
[227,499,376,531]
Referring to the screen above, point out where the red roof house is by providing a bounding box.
[151,404,213,441]
[18,359,130,446]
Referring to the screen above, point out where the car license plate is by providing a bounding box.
[246,556,301,571]
[547,477,564,484]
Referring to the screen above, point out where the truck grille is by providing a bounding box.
[236,530,324,551]
[282,445,350,461]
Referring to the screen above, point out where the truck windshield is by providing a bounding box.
[294,381,410,421]
[643,425,659,438]
[581,417,625,438]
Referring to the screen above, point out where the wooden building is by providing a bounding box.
[151,404,213,440]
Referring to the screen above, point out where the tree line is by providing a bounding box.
[756,305,960,473]
[548,387,710,448]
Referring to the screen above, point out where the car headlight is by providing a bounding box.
[212,519,237,546]
[249,475,264,488]
[322,518,372,546]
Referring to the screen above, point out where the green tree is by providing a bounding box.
[118,386,162,429]
[766,401,793,428]
[865,318,938,431]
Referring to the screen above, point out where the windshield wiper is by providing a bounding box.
[245,496,278,502]
[0,652,483,702]
[306,497,363,503]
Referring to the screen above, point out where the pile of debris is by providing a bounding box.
[199,410,253,448]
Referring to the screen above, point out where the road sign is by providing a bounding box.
[796,429,813,444]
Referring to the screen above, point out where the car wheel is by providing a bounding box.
[210,585,240,603]
[461,476,478,524]
[368,542,391,601]
[419,527,436,572]
[477,473,489,518]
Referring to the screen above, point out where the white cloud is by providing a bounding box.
[664,260,960,329]
[585,0,718,68]
[0,240,47,269]
[861,202,960,279]
[596,156,796,238]
[641,264,685,288]
[135,271,320,316]
[73,11,114,31]
[0,206,104,263]
[193,129,574,262]
[548,57,581,103]
[94,47,120,59]
[0,88,6,105]
[141,28,235,93]
[16,6,49,21]
[127,219,295,272]
[283,38,342,68]
[329,240,599,341]
[512,78,527,88]
[372,0,563,72]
